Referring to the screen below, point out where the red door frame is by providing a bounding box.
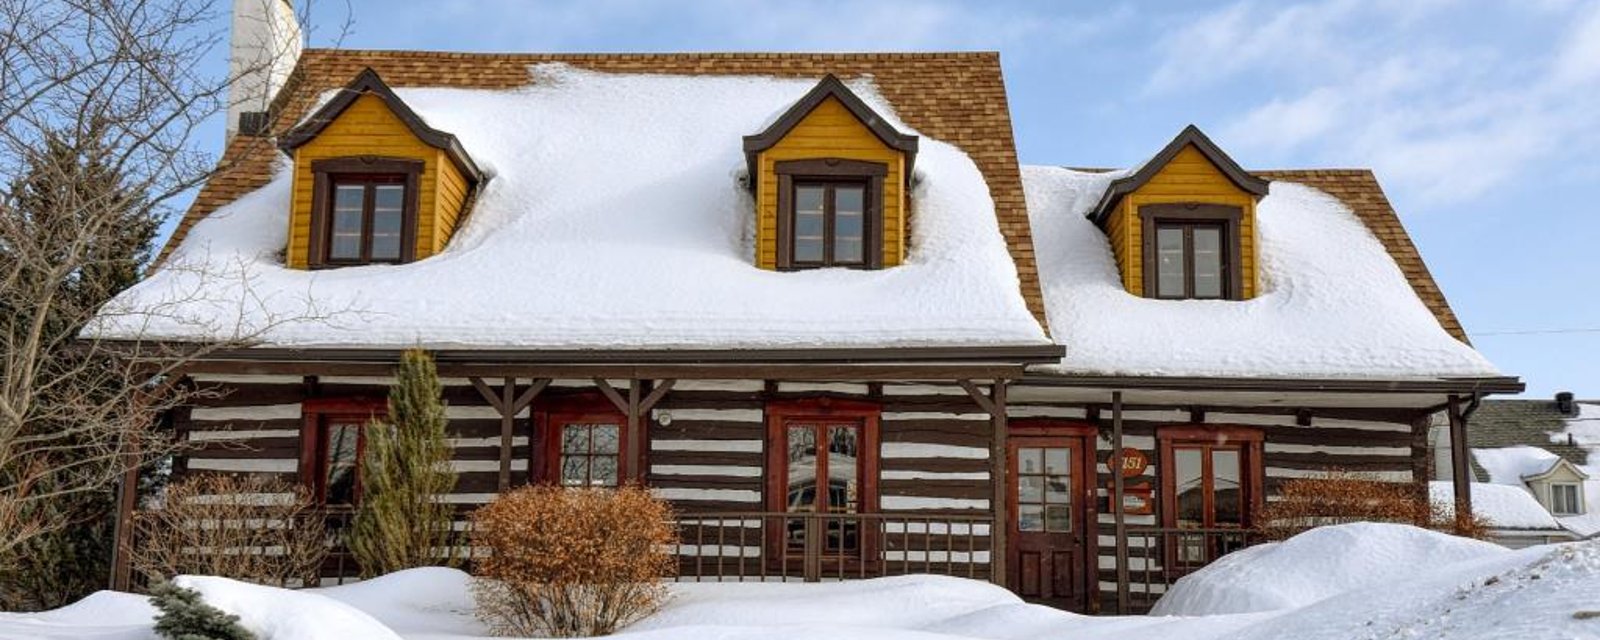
[763,398,882,570]
[1007,420,1099,611]
[298,397,388,506]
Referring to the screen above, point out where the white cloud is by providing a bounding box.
[1149,0,1600,208]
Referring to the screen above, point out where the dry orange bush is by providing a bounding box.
[1256,471,1488,541]
[469,485,678,637]
[131,474,328,588]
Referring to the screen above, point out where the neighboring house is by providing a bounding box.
[1433,392,1600,543]
[91,1,1523,614]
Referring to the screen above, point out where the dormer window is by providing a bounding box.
[310,158,421,267]
[1087,126,1267,301]
[279,68,483,269]
[1551,483,1582,515]
[745,75,917,271]
[776,159,886,269]
[1143,204,1242,300]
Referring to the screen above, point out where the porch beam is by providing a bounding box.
[958,379,999,418]
[1112,390,1130,614]
[470,376,549,491]
[593,378,629,414]
[1447,394,1473,526]
[987,381,1009,587]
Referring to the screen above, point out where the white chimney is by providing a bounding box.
[226,0,303,139]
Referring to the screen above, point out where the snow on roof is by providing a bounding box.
[1473,445,1565,485]
[1020,165,1500,379]
[1429,481,1563,530]
[89,66,1047,350]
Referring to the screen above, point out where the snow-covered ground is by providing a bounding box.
[2,524,1596,640]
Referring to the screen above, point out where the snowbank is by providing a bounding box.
[5,527,1596,640]
[88,65,1047,350]
[1430,481,1563,530]
[1152,522,1506,615]
[175,575,401,640]
[1020,165,1498,378]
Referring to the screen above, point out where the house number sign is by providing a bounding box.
[1117,448,1148,477]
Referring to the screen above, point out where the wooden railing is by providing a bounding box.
[1120,526,1258,610]
[671,512,995,582]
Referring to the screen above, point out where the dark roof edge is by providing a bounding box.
[742,74,919,189]
[1088,124,1272,226]
[276,67,485,186]
[127,343,1064,366]
[1018,373,1526,395]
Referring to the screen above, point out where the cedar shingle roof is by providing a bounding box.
[159,49,1047,326]
[1253,169,1468,343]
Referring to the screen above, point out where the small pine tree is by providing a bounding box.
[350,348,459,577]
[149,582,255,640]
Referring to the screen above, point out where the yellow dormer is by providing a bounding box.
[744,76,918,270]
[278,69,483,269]
[1088,125,1269,300]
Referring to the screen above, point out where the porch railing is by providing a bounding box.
[671,512,994,582]
[1121,526,1258,610]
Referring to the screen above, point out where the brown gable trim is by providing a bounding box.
[1088,124,1271,227]
[277,67,485,187]
[743,74,919,192]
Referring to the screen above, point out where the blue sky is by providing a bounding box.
[178,0,1598,397]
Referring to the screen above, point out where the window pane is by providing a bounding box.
[1212,449,1243,526]
[324,421,361,506]
[794,186,825,263]
[330,185,365,260]
[1045,505,1072,533]
[591,456,618,487]
[1046,476,1072,504]
[369,185,405,261]
[1156,225,1187,297]
[833,186,865,264]
[786,426,817,512]
[1174,448,1205,528]
[1044,448,1070,475]
[1192,226,1224,298]
[1018,504,1044,532]
[591,424,620,454]
[1019,476,1044,503]
[1553,485,1580,514]
[1018,447,1043,474]
[561,456,588,486]
[834,238,863,264]
[562,425,590,453]
[828,425,859,513]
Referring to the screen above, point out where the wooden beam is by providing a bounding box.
[959,379,999,418]
[593,378,629,414]
[627,380,643,481]
[498,378,516,491]
[468,376,505,413]
[109,439,139,591]
[1447,394,1472,526]
[1112,390,1130,614]
[510,378,551,415]
[988,381,1008,587]
[639,379,677,414]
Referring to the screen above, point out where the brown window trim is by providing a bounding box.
[1139,204,1244,300]
[299,397,388,507]
[307,156,423,268]
[774,158,886,270]
[531,393,636,487]
[764,397,882,569]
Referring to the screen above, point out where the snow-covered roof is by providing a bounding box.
[1020,165,1500,379]
[89,66,1048,350]
[1429,481,1562,531]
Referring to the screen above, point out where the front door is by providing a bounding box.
[1008,433,1092,611]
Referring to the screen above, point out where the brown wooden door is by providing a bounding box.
[1008,435,1091,611]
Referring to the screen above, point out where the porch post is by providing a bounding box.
[109,439,140,590]
[1111,390,1129,614]
[990,380,1008,587]
[1447,394,1472,526]
[470,377,549,491]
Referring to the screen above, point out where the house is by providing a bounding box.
[1432,392,1600,544]
[90,1,1524,614]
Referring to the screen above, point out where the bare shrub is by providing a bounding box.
[1257,471,1489,541]
[469,485,678,637]
[131,474,328,587]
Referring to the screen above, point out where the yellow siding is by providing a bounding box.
[288,94,470,267]
[1116,144,1259,298]
[755,97,908,268]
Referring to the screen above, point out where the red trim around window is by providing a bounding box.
[1155,425,1264,529]
[531,393,634,486]
[299,397,387,506]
